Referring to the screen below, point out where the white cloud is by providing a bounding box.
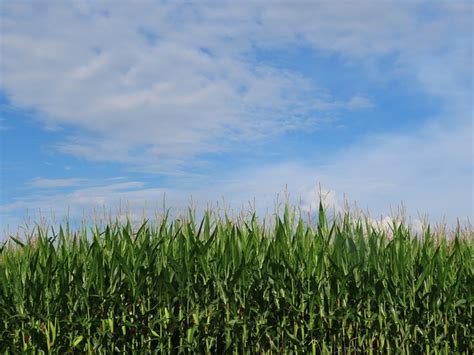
[2,1,468,171]
[1,181,153,217]
[299,186,340,214]
[0,2,322,170]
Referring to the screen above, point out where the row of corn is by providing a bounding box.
[0,204,472,353]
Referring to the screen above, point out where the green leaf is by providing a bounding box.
[72,335,84,347]
[9,236,25,248]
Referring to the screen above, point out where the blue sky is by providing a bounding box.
[0,1,472,233]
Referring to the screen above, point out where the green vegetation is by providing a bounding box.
[0,204,472,353]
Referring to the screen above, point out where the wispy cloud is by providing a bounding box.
[1,181,150,215]
[30,178,87,189]
[5,1,463,171]
[3,114,472,228]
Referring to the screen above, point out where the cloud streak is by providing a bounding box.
[30,178,87,189]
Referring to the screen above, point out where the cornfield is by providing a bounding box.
[0,204,472,353]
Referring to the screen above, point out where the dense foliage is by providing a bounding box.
[0,205,472,353]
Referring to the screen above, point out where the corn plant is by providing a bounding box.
[0,203,472,353]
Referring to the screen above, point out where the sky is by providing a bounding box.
[0,1,473,234]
